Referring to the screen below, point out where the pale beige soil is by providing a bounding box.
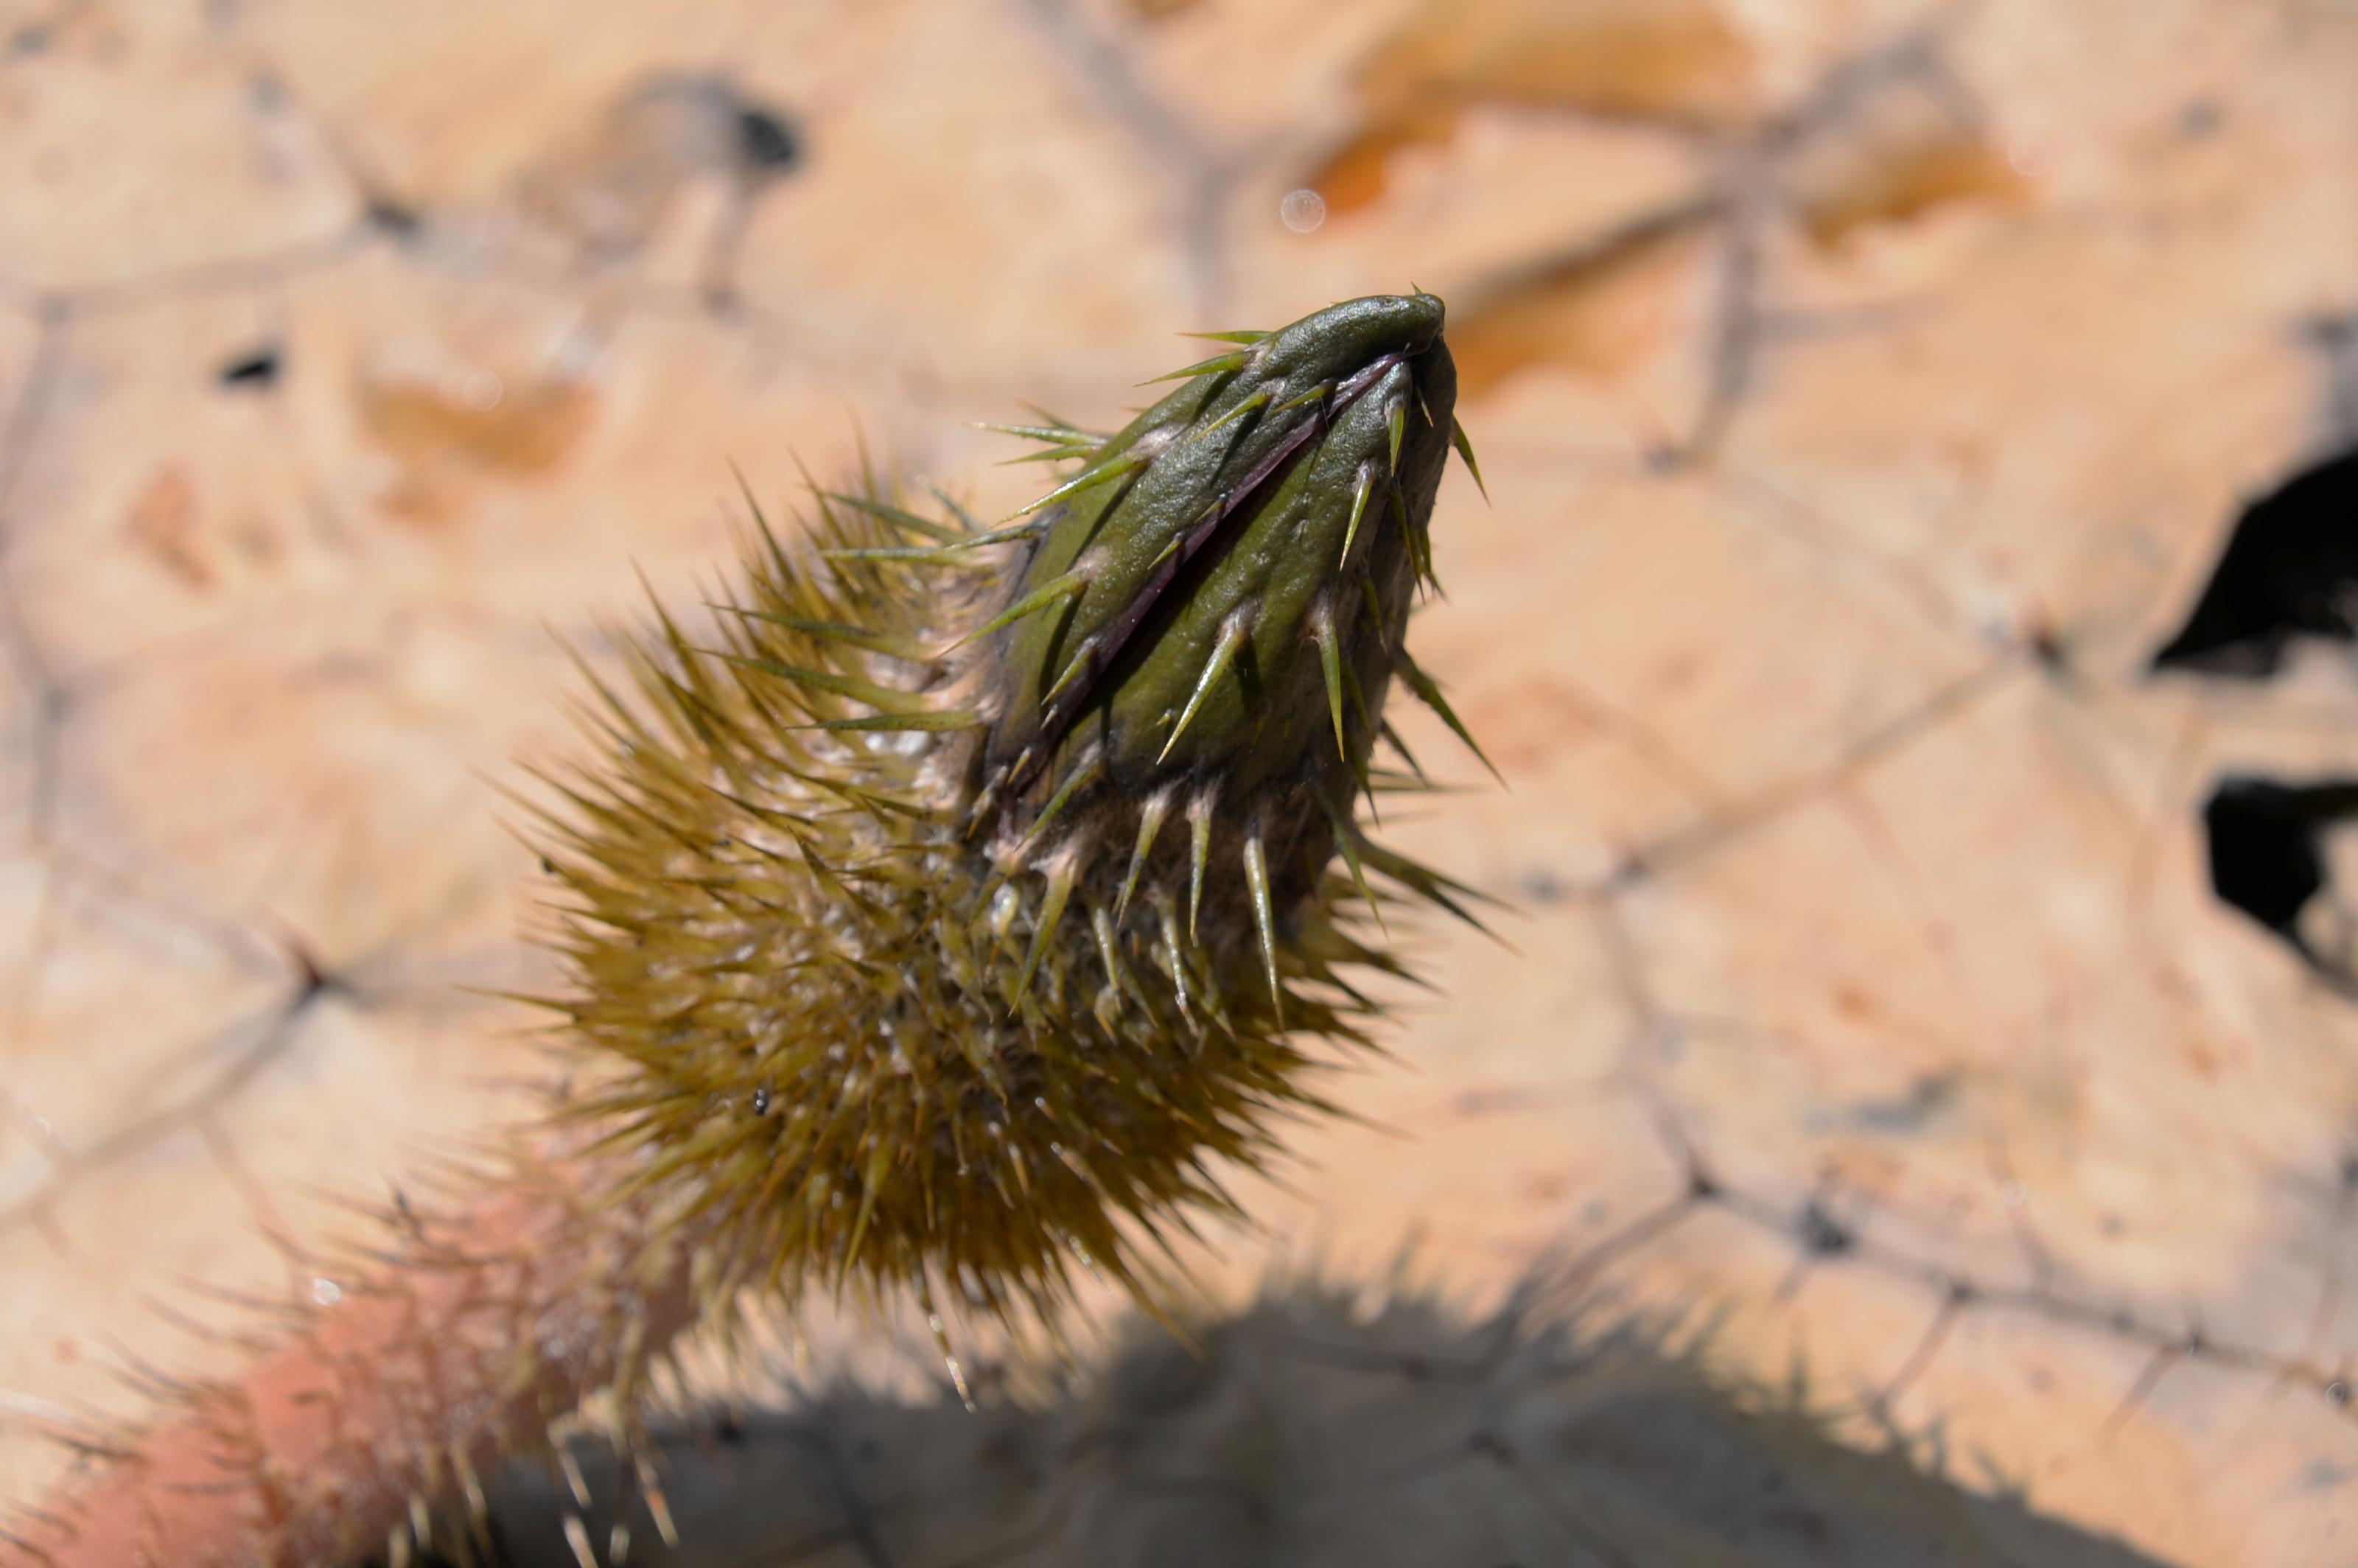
[2,1,2357,1563]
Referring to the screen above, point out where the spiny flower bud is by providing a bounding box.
[9,299,1497,1568]
[539,293,1493,1385]
[970,293,1489,1002]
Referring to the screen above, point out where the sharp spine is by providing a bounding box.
[1006,450,1150,522]
[1091,904,1129,998]
[1158,609,1252,763]
[1015,855,1081,1004]
[1189,388,1273,444]
[1155,893,1195,1026]
[1043,635,1099,703]
[1312,601,1347,762]
[1313,782,1382,928]
[1393,475,1435,589]
[1242,825,1282,1019]
[1356,834,1506,939]
[1186,788,1215,942]
[823,490,958,542]
[1018,746,1105,852]
[822,519,1041,563]
[1340,463,1375,568]
[1119,788,1175,922]
[1397,648,1501,782]
[974,421,1100,447]
[1450,419,1489,502]
[1272,381,1332,414]
[713,654,925,713]
[1379,718,1427,780]
[946,569,1088,653]
[1143,350,1250,384]
[920,477,984,533]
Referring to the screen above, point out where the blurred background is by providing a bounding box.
[1,0,2356,1562]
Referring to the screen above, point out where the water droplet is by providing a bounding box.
[1280,188,1327,234]
[2000,1180,2029,1208]
[2331,1379,2351,1406]
[461,370,505,411]
[2007,133,2053,178]
[311,1277,343,1306]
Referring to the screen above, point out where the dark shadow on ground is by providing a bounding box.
[416,1278,2181,1568]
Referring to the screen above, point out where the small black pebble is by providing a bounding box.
[365,196,423,239]
[1797,1200,1855,1258]
[736,105,801,172]
[217,345,281,391]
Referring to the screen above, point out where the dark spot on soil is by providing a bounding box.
[217,344,281,391]
[2201,775,2358,988]
[736,103,801,173]
[365,195,424,239]
[2152,449,2358,677]
[1797,1200,1855,1258]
